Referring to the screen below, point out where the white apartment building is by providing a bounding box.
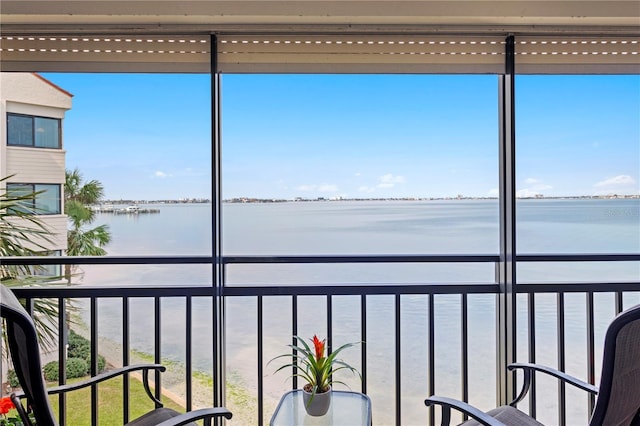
[0,72,71,256]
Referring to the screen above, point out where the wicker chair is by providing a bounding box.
[0,284,232,426]
[425,303,640,426]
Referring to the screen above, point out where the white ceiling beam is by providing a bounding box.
[1,1,639,35]
[1,1,637,73]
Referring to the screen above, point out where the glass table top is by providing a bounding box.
[270,390,372,425]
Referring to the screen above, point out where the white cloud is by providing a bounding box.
[377,173,405,189]
[594,175,636,188]
[593,175,638,196]
[295,184,315,192]
[153,169,207,179]
[488,188,499,197]
[380,174,405,184]
[516,188,542,198]
[318,184,338,192]
[517,177,552,197]
[153,171,171,178]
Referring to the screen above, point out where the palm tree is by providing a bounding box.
[64,168,112,281]
[0,176,63,348]
[0,176,56,278]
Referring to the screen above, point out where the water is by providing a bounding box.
[88,199,640,257]
[77,198,639,424]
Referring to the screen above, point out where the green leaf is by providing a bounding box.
[269,335,363,391]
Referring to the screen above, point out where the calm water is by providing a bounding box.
[78,199,639,424]
[91,198,640,257]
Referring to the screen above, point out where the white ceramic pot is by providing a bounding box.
[302,384,332,416]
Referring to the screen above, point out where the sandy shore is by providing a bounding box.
[95,334,274,424]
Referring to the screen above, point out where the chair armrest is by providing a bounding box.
[9,364,169,408]
[155,408,233,426]
[44,364,167,394]
[507,362,598,406]
[425,395,506,426]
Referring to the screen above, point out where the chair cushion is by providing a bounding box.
[461,405,545,426]
[125,407,197,426]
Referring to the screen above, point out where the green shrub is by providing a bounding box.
[7,369,19,388]
[41,331,109,381]
[66,358,88,379]
[67,329,84,344]
[67,330,107,374]
[82,355,107,374]
[43,358,89,381]
[43,361,59,382]
[97,355,106,373]
[68,330,90,360]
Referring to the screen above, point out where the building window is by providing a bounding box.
[6,183,62,215]
[7,113,61,148]
[32,250,62,277]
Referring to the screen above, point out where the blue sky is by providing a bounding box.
[43,73,639,200]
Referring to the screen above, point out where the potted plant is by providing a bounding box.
[270,335,361,416]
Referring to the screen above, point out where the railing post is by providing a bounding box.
[57,297,68,425]
[211,32,227,423]
[497,34,518,407]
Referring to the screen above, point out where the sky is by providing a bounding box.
[42,73,640,200]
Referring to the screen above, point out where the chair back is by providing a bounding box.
[590,304,640,426]
[1,284,58,426]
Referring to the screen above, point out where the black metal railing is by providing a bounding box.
[222,254,500,425]
[4,253,639,425]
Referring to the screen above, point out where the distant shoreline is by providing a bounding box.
[100,194,639,204]
[100,199,211,204]
[222,194,640,203]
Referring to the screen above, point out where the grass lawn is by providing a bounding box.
[49,375,186,425]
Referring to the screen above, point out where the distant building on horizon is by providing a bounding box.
[0,72,72,259]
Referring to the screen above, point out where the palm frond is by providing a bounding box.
[1,278,78,351]
[1,175,76,349]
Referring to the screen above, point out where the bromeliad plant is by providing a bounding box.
[270,335,361,400]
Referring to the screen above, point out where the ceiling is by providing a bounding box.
[1,1,637,74]
[1,1,639,35]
